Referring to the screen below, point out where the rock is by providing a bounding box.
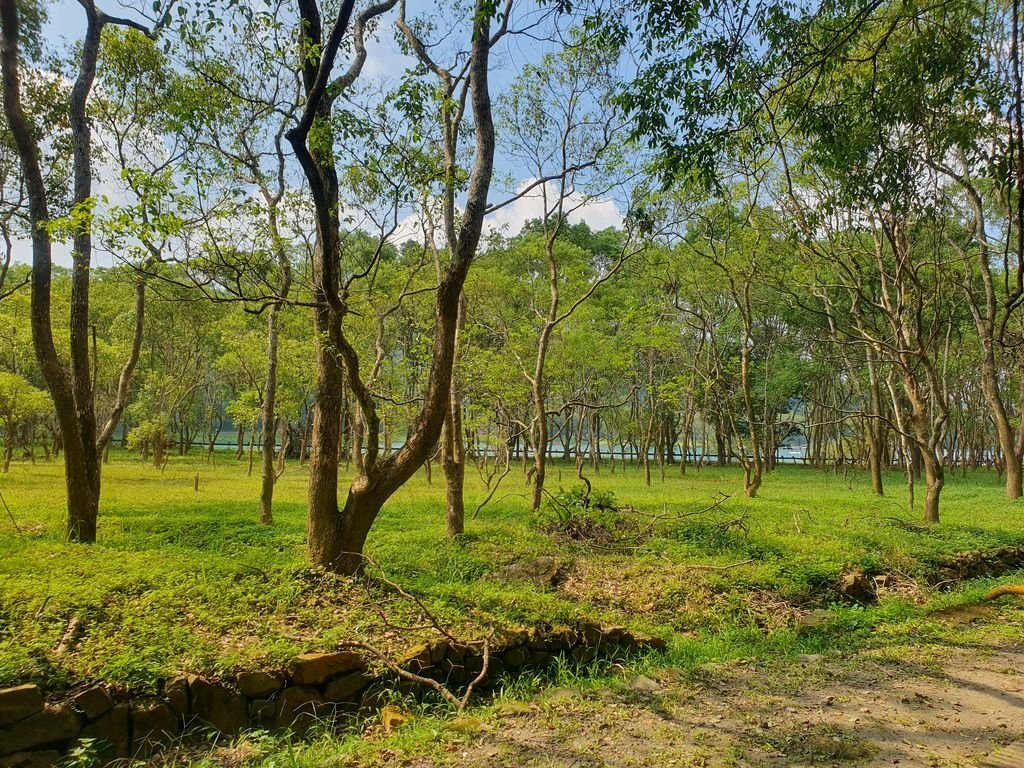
[571,646,597,664]
[79,704,130,760]
[446,643,468,664]
[494,701,531,717]
[438,659,468,685]
[931,603,996,624]
[274,686,324,734]
[601,626,629,645]
[288,651,365,686]
[502,645,529,669]
[131,702,179,756]
[446,715,484,734]
[796,609,831,631]
[71,686,112,721]
[627,632,668,653]
[629,675,662,693]
[416,665,445,684]
[0,704,79,755]
[465,655,484,676]
[400,644,433,673]
[579,622,605,645]
[191,681,247,734]
[163,676,191,718]
[491,630,529,652]
[249,698,277,727]
[487,656,506,677]
[525,629,547,651]
[236,671,283,698]
[538,687,581,706]
[647,667,683,684]
[0,752,61,768]
[0,685,43,727]
[529,650,555,667]
[359,684,391,713]
[323,671,373,703]
[838,569,876,603]
[494,556,566,588]
[429,640,449,665]
[380,704,408,734]
[546,628,577,651]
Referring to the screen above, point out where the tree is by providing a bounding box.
[0,0,161,541]
[772,0,991,520]
[496,31,641,512]
[287,0,500,574]
[0,371,49,471]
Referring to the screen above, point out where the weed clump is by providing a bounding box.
[537,484,636,545]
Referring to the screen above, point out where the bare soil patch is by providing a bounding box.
[372,609,1024,767]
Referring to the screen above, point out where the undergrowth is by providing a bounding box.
[2,451,1024,695]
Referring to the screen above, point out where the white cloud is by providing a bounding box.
[391,178,625,248]
[484,179,624,238]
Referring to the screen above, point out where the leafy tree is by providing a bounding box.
[0,371,49,471]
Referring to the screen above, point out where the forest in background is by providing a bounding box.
[5,1,1024,764]
[1,0,1023,568]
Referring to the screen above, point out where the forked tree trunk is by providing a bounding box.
[293,0,494,574]
[904,375,945,523]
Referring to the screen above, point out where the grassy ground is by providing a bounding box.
[158,618,1024,768]
[2,451,1024,699]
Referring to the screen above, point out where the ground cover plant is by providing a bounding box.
[2,453,1022,695]
[6,0,1024,764]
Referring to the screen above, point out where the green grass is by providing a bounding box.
[1,451,1023,694]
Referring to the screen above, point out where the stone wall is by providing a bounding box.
[929,546,1024,587]
[0,623,665,767]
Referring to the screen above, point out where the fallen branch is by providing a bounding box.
[340,636,491,711]
[630,493,733,535]
[680,558,755,571]
[357,553,460,644]
[55,616,83,657]
[0,489,20,533]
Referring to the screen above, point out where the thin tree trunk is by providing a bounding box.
[442,293,467,537]
[259,303,281,525]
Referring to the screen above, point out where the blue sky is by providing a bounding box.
[27,0,628,266]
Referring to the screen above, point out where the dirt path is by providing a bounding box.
[388,628,1024,767]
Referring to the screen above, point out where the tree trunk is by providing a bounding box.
[293,0,494,574]
[981,343,1021,499]
[259,303,281,526]
[866,352,885,496]
[922,451,943,524]
[441,293,466,537]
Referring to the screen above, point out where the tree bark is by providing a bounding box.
[291,0,495,573]
[258,302,279,525]
[0,1,150,542]
[441,293,466,537]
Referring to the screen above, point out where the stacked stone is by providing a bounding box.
[930,545,1024,587]
[0,625,666,766]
